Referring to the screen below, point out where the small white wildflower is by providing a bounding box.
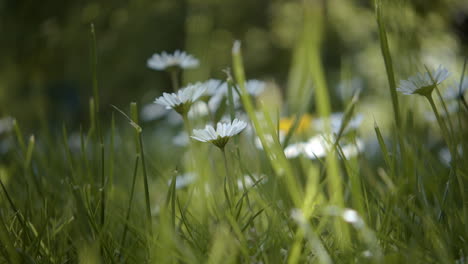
[237,174,266,190]
[245,80,266,96]
[397,65,450,96]
[154,83,206,115]
[362,250,373,258]
[284,142,307,159]
[424,102,459,122]
[168,173,197,189]
[140,103,168,122]
[0,116,13,135]
[438,144,463,167]
[207,80,266,111]
[303,135,329,159]
[337,78,363,102]
[147,50,199,70]
[342,209,359,223]
[202,79,223,97]
[444,79,468,100]
[254,131,285,150]
[290,208,306,225]
[283,135,364,160]
[192,119,247,149]
[172,131,189,147]
[188,101,210,119]
[312,113,363,135]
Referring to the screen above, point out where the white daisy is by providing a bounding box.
[207,80,266,111]
[245,80,266,96]
[202,79,223,97]
[192,119,247,149]
[397,65,450,96]
[147,50,199,70]
[172,131,189,147]
[140,103,168,122]
[0,116,13,135]
[284,135,364,160]
[237,174,266,190]
[444,79,468,100]
[167,172,197,189]
[154,83,206,115]
[313,113,363,135]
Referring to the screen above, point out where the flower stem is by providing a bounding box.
[170,69,180,92]
[426,95,453,154]
[426,94,465,223]
[460,95,468,112]
[222,148,235,207]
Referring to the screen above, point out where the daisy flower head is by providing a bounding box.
[397,65,450,97]
[245,80,266,96]
[192,119,247,149]
[147,50,199,71]
[202,79,224,97]
[207,79,267,111]
[444,79,468,101]
[154,83,206,115]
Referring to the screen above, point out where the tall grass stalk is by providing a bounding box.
[130,103,153,235]
[90,24,106,228]
[303,1,350,247]
[232,41,302,207]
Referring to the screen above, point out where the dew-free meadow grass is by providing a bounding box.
[0,1,467,263]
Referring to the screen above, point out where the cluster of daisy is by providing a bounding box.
[146,49,370,163]
[147,50,254,151]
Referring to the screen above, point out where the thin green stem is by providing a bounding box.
[138,133,153,236]
[182,112,192,135]
[129,102,152,236]
[375,0,401,129]
[222,148,235,200]
[120,155,139,253]
[170,69,180,92]
[426,95,453,155]
[90,24,106,228]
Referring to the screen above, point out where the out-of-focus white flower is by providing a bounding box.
[140,103,168,122]
[207,80,266,111]
[324,206,365,229]
[188,101,210,119]
[444,79,468,100]
[237,174,266,190]
[67,132,82,153]
[313,113,363,135]
[397,65,450,96]
[0,117,13,135]
[192,119,247,149]
[438,145,463,167]
[147,50,199,70]
[284,135,364,160]
[254,131,286,150]
[245,80,266,96]
[172,131,189,147]
[337,78,363,102]
[155,83,206,115]
[284,142,308,159]
[424,102,459,122]
[168,173,197,189]
[202,79,223,97]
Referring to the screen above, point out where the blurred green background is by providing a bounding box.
[0,0,467,131]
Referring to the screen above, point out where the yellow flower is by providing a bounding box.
[279,114,313,134]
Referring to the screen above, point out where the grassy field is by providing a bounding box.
[0,1,467,263]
